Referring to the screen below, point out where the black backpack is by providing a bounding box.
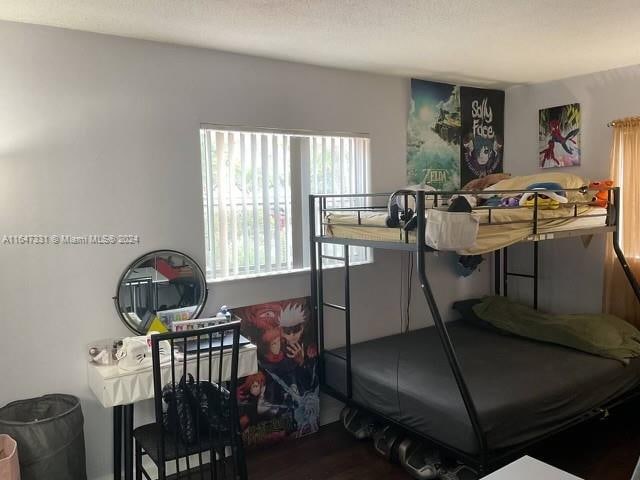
[162,374,232,445]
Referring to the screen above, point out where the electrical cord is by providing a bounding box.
[400,250,406,330]
[405,253,413,333]
[396,252,412,414]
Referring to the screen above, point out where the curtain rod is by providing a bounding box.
[608,117,640,127]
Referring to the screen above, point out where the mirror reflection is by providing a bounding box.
[115,250,207,334]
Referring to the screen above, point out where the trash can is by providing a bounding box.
[0,394,87,480]
[0,434,20,480]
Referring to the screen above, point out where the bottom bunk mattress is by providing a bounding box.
[324,321,640,454]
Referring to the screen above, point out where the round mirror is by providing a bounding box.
[114,250,208,334]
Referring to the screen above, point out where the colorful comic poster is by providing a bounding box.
[232,297,319,447]
[539,103,581,168]
[460,87,505,187]
[407,79,461,189]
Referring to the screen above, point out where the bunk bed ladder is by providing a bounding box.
[320,247,352,399]
[310,195,353,400]
[494,192,541,309]
[496,243,540,309]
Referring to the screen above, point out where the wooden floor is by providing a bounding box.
[247,403,640,479]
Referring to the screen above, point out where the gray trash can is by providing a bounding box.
[0,394,87,480]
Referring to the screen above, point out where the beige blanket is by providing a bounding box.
[325,205,607,254]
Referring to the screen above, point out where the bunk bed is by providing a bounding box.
[309,183,640,474]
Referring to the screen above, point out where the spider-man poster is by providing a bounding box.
[539,103,581,168]
[231,297,319,447]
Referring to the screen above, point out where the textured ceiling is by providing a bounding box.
[1,0,640,86]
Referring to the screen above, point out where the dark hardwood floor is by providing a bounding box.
[247,403,640,479]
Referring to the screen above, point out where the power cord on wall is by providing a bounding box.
[400,251,406,332]
[396,251,415,413]
[406,253,413,333]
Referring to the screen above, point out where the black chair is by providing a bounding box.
[134,320,248,479]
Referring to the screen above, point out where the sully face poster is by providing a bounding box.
[460,87,505,187]
[407,79,461,189]
[232,297,319,447]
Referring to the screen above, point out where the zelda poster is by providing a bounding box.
[539,103,581,168]
[232,297,319,447]
[407,79,461,190]
[460,87,505,186]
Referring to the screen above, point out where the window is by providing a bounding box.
[200,126,371,281]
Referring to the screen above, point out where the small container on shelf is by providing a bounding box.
[169,314,229,336]
[87,338,122,366]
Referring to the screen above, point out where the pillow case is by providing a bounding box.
[452,298,501,332]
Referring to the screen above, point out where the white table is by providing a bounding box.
[482,456,583,480]
[87,343,258,480]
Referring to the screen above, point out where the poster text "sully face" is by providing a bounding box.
[472,98,494,139]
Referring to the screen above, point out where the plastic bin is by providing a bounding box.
[0,394,87,480]
[425,209,479,251]
[0,434,20,480]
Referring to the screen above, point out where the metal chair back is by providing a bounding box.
[150,319,245,479]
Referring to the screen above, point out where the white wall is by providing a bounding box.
[505,64,640,312]
[0,21,489,480]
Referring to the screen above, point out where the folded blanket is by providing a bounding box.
[472,296,640,364]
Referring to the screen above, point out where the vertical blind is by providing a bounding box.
[308,135,371,266]
[200,128,370,281]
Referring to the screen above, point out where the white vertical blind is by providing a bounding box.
[201,128,370,280]
[307,134,371,266]
[250,134,260,273]
[260,134,272,273]
[239,133,249,273]
[215,131,228,278]
[228,133,239,277]
[283,135,292,270]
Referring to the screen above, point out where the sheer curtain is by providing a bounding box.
[604,117,640,326]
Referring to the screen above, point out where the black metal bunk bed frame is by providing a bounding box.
[309,186,640,474]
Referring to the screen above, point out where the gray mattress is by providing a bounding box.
[325,321,640,454]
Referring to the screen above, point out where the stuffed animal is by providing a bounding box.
[519,182,569,210]
[500,196,520,208]
[589,180,614,207]
[462,173,512,192]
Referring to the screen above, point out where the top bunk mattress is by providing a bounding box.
[324,205,608,255]
[324,321,640,454]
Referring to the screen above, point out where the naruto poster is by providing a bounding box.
[459,87,505,187]
[232,297,319,447]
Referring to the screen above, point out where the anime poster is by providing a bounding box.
[232,297,319,447]
[407,79,461,189]
[539,103,581,168]
[460,87,504,186]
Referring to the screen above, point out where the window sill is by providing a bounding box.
[207,260,373,285]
